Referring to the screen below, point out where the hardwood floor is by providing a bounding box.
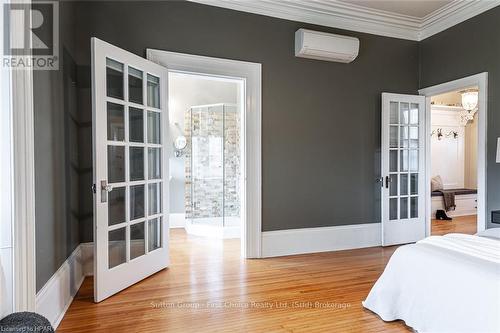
[431,214,477,236]
[57,229,411,332]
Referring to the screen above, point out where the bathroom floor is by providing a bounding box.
[431,214,477,236]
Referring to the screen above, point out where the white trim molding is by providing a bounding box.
[419,72,488,234]
[261,223,381,258]
[189,0,500,41]
[10,36,37,317]
[35,245,87,329]
[146,49,262,259]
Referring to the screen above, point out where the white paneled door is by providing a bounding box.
[92,38,169,302]
[381,93,426,246]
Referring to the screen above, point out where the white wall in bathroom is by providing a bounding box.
[168,73,240,216]
[431,107,465,189]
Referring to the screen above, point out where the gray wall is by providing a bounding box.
[419,6,500,229]
[73,0,419,238]
[33,1,500,291]
[33,2,79,291]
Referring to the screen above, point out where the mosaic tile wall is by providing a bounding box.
[184,104,241,220]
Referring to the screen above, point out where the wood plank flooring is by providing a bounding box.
[57,229,411,332]
[431,214,477,236]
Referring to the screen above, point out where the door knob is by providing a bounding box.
[385,176,391,189]
[100,180,112,203]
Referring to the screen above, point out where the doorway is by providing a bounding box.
[168,72,244,240]
[419,73,488,236]
[147,49,262,259]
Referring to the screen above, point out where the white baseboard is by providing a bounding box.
[80,242,94,276]
[169,213,186,228]
[35,244,88,329]
[261,223,382,257]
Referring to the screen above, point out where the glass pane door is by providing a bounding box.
[92,38,168,302]
[388,102,420,221]
[382,93,426,246]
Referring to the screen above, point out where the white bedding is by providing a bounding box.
[363,234,500,333]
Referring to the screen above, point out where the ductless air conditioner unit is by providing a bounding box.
[295,29,360,63]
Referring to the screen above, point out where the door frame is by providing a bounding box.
[418,72,488,235]
[146,49,262,258]
[5,0,37,313]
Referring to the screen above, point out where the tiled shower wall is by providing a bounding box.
[184,104,240,220]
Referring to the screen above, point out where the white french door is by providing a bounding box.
[381,93,426,246]
[92,38,169,302]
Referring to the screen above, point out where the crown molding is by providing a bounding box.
[189,0,500,41]
[419,0,500,40]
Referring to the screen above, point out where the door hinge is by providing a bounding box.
[91,183,96,193]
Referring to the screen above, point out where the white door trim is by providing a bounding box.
[8,0,37,312]
[146,49,262,258]
[419,72,488,234]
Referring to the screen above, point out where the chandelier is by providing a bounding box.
[459,89,478,125]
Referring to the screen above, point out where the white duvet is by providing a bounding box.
[363,233,500,333]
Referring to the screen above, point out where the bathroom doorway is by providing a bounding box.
[168,72,244,240]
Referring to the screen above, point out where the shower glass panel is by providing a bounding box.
[185,104,240,227]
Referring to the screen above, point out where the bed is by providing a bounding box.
[363,232,500,333]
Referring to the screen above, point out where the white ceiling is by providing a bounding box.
[338,0,454,18]
[191,0,500,40]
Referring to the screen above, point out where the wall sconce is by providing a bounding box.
[174,135,187,157]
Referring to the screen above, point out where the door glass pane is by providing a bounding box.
[409,126,418,148]
[390,198,398,220]
[148,217,162,252]
[130,222,145,260]
[107,102,124,141]
[128,67,143,104]
[390,102,398,124]
[400,173,408,196]
[108,186,125,226]
[108,146,125,183]
[147,74,160,108]
[389,150,398,172]
[400,197,408,219]
[410,173,418,195]
[148,147,161,179]
[411,197,418,218]
[409,150,418,171]
[130,184,145,220]
[389,174,398,196]
[400,102,409,124]
[400,126,408,148]
[390,126,398,148]
[410,103,419,124]
[400,150,408,172]
[106,58,124,99]
[147,111,161,144]
[148,182,162,215]
[129,147,144,181]
[129,107,144,143]
[108,227,126,269]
